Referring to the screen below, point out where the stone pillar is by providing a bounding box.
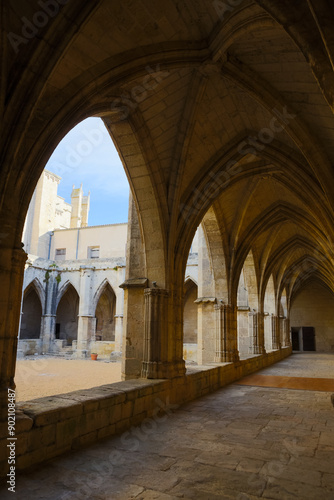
[40,315,56,353]
[114,266,125,352]
[77,316,96,358]
[114,314,123,352]
[120,278,148,379]
[77,265,94,358]
[249,311,266,354]
[0,245,27,420]
[196,297,217,364]
[141,288,185,379]
[140,287,185,379]
[237,306,250,357]
[142,288,168,378]
[271,314,281,350]
[120,193,148,379]
[215,302,239,363]
[215,301,239,363]
[283,317,291,347]
[40,271,58,353]
[279,317,284,348]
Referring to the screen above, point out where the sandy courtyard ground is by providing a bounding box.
[15,357,122,402]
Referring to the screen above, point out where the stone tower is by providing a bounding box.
[70,184,90,228]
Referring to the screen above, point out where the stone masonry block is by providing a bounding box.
[72,430,98,450]
[109,404,122,424]
[97,424,116,441]
[121,401,133,420]
[15,411,34,434]
[56,417,81,448]
[16,447,47,471]
[19,397,82,427]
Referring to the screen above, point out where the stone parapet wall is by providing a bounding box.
[0,347,291,478]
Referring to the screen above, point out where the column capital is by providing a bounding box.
[195,296,217,304]
[144,287,169,298]
[119,278,148,289]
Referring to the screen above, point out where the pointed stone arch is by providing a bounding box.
[94,280,117,341]
[241,250,259,311]
[237,269,250,357]
[183,276,198,347]
[20,281,43,340]
[23,278,45,314]
[56,283,79,346]
[56,280,80,311]
[264,275,276,351]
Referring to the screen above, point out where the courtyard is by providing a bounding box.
[15,357,122,402]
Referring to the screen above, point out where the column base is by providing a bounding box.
[141,360,186,379]
[215,349,239,363]
[76,341,90,359]
[250,346,266,355]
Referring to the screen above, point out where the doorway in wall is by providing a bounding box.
[291,327,316,351]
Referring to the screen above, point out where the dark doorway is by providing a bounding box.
[95,283,116,341]
[291,328,300,350]
[55,323,60,340]
[56,284,79,345]
[302,327,316,351]
[20,285,42,339]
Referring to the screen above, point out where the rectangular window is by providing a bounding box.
[55,248,66,260]
[88,246,100,259]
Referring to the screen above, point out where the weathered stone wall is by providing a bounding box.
[20,257,126,357]
[0,347,291,478]
[291,283,334,352]
[237,308,250,357]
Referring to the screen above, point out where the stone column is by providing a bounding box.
[141,287,185,379]
[76,265,95,358]
[196,297,217,364]
[40,273,58,353]
[120,193,148,379]
[120,278,148,379]
[215,302,239,362]
[114,314,123,352]
[283,317,291,347]
[114,265,125,352]
[249,311,266,354]
[237,306,250,357]
[0,245,27,420]
[271,314,281,350]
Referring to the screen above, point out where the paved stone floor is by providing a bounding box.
[1,352,334,499]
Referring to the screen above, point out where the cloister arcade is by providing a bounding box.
[1,0,334,477]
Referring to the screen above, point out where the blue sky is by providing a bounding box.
[45,117,130,226]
